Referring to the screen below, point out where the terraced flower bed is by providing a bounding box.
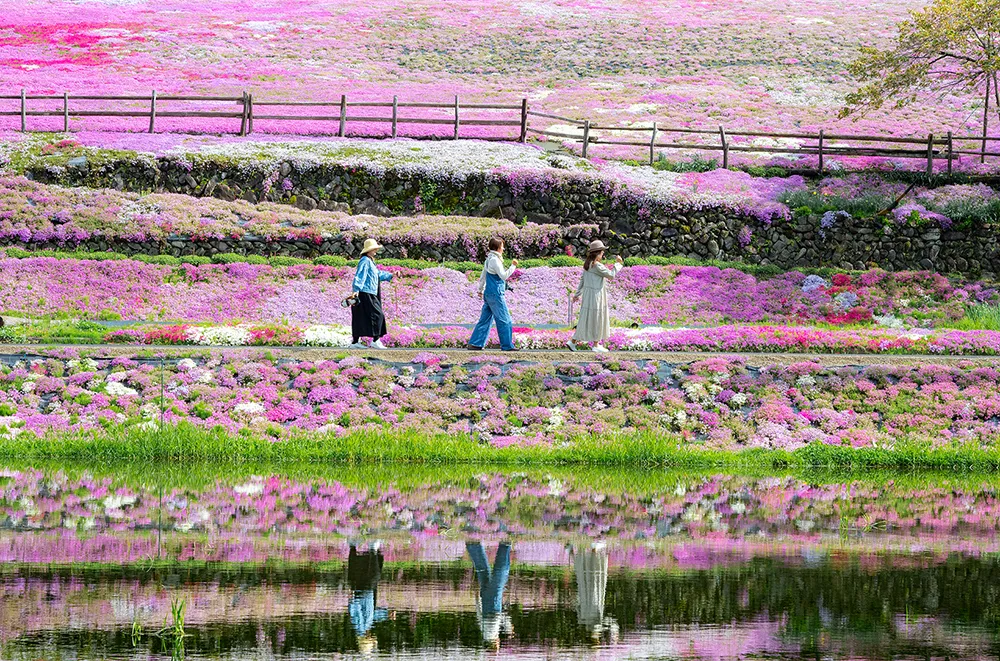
[3,350,1000,462]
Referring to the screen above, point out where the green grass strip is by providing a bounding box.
[3,423,1000,470]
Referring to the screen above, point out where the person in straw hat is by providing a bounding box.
[566,240,623,353]
[349,239,394,349]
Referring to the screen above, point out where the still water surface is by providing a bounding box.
[1,465,998,660]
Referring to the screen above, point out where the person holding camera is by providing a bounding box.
[566,240,623,353]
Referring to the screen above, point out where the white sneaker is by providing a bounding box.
[592,344,609,353]
[565,340,578,352]
[372,339,387,349]
[348,342,366,349]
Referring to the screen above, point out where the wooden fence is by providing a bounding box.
[0,90,528,141]
[2,88,998,172]
[526,111,1000,174]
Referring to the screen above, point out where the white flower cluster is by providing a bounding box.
[233,402,266,416]
[105,381,138,397]
[874,314,904,329]
[186,326,252,346]
[302,325,353,347]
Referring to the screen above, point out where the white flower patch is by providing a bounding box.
[302,325,353,347]
[874,314,904,329]
[177,358,197,370]
[795,375,817,389]
[233,402,266,416]
[105,382,138,397]
[19,381,34,394]
[546,407,564,430]
[116,199,161,227]
[186,326,252,346]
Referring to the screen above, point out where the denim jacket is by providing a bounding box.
[352,255,393,295]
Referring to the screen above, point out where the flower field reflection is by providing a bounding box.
[2,466,1000,660]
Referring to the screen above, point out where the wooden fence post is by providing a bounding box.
[63,92,69,133]
[148,90,157,133]
[391,95,398,139]
[649,122,658,165]
[19,89,25,132]
[983,76,991,164]
[247,93,254,134]
[581,120,591,158]
[719,125,728,169]
[519,98,528,142]
[947,130,953,176]
[239,91,248,136]
[339,94,347,137]
[453,95,460,140]
[817,129,824,173]
[926,133,934,176]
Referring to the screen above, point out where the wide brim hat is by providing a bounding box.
[361,238,383,255]
[587,240,608,254]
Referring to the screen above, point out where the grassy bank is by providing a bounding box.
[3,423,1000,470]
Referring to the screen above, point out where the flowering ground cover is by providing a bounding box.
[0,174,577,250]
[3,351,1000,464]
[1,0,998,169]
[1,253,996,329]
[4,147,1000,245]
[0,144,810,226]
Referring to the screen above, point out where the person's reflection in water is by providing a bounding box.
[348,541,389,655]
[466,540,513,650]
[571,542,619,645]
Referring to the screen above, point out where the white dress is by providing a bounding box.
[572,262,622,343]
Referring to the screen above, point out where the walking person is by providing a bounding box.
[567,240,623,353]
[349,239,393,349]
[467,238,520,352]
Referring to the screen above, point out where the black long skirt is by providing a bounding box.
[351,289,387,340]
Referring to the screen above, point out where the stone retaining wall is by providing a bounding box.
[23,155,1000,274]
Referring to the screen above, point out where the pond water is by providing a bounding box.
[2,464,999,660]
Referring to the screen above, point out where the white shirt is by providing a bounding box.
[477,251,516,295]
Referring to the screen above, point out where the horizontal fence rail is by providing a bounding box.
[0,90,529,141]
[1,88,998,171]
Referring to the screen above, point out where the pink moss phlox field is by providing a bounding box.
[4,469,1000,544]
[1,0,998,163]
[0,255,993,328]
[6,352,1000,450]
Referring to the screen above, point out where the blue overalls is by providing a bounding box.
[469,271,515,350]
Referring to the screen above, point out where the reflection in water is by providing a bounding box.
[348,541,388,654]
[467,540,513,649]
[4,465,1000,659]
[572,543,619,645]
